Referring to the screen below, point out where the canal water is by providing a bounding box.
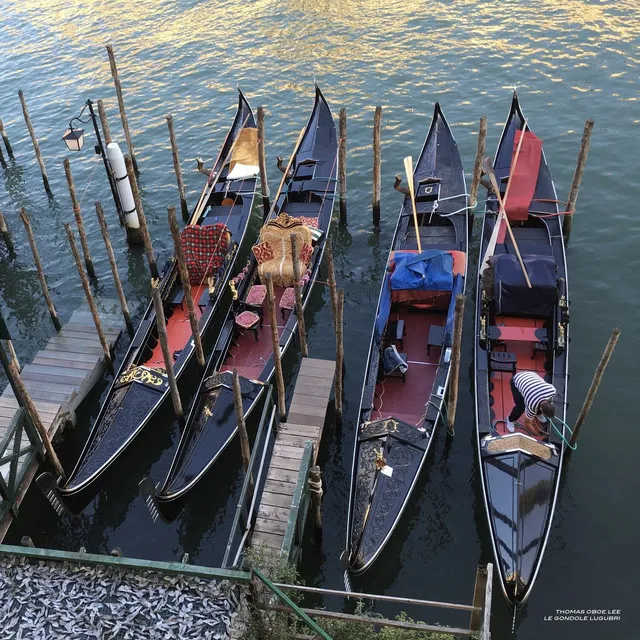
[1,1,638,638]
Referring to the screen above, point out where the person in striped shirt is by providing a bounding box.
[507,371,556,435]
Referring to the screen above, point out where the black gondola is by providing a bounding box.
[38,91,259,515]
[141,86,338,522]
[344,103,469,577]
[474,92,569,604]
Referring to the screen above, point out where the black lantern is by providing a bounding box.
[63,99,125,224]
[62,127,85,152]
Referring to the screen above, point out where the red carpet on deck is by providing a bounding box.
[371,308,445,426]
[145,284,205,369]
[490,316,548,440]
[221,285,290,381]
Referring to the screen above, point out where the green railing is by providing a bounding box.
[252,567,332,640]
[222,385,276,568]
[0,406,43,520]
[281,440,314,563]
[0,543,251,582]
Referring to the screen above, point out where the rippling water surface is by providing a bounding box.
[1,1,638,638]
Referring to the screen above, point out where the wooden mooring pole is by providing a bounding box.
[95,201,134,336]
[64,158,96,279]
[233,370,254,492]
[106,45,139,175]
[447,294,466,435]
[20,208,61,331]
[64,223,113,374]
[290,234,308,358]
[0,118,15,160]
[372,106,382,228]
[338,108,347,224]
[569,327,620,448]
[469,116,488,215]
[265,273,286,420]
[325,240,338,331]
[257,106,270,216]
[335,289,344,421]
[18,90,52,196]
[0,136,6,169]
[124,154,159,278]
[563,119,594,245]
[150,279,183,423]
[309,465,323,531]
[0,211,15,253]
[0,343,65,480]
[167,205,205,366]
[166,115,189,222]
[97,100,112,145]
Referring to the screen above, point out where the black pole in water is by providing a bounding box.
[87,99,126,226]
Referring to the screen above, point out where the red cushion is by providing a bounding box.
[235,311,260,329]
[252,241,274,263]
[279,287,296,310]
[505,129,543,222]
[299,242,313,266]
[181,224,229,285]
[297,216,319,227]
[246,284,267,306]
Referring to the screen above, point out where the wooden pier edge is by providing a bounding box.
[251,358,334,556]
[0,299,130,541]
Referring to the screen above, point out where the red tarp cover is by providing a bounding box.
[181,223,229,284]
[505,129,543,222]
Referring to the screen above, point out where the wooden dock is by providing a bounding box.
[252,358,334,551]
[0,299,126,539]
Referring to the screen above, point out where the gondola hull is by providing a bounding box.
[474,92,569,604]
[145,86,338,521]
[346,103,469,576]
[39,91,258,515]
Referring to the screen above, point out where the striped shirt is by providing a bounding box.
[513,371,556,419]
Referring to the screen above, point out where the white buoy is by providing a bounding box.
[107,142,141,243]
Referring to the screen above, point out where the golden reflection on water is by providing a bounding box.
[14,0,640,77]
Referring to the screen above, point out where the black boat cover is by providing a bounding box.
[492,254,557,317]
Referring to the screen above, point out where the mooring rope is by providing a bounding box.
[78,157,102,209]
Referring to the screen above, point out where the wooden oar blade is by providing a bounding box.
[403,155,414,189]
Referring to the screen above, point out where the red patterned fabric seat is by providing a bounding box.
[181,223,230,285]
[279,287,296,318]
[246,284,267,307]
[234,310,261,342]
[235,310,260,329]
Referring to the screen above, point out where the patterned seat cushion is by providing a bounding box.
[246,284,267,306]
[181,223,230,285]
[279,287,296,311]
[235,311,260,329]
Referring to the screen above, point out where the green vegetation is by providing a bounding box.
[242,547,459,640]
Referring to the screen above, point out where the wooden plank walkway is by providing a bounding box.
[0,298,126,538]
[252,358,334,551]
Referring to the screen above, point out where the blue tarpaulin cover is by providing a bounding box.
[374,250,455,345]
[390,250,453,293]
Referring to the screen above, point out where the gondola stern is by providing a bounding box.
[36,472,71,517]
[139,477,165,524]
